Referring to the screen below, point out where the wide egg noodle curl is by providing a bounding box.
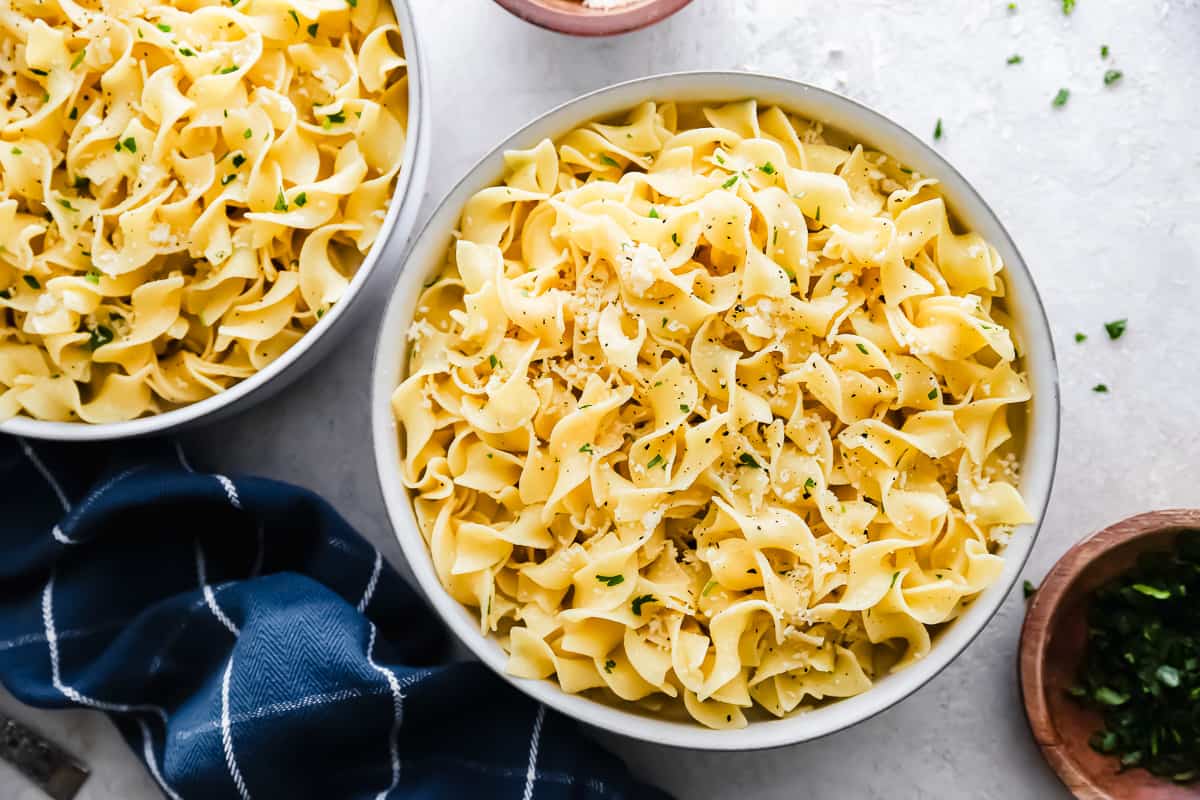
[395,99,1034,729]
[0,0,407,422]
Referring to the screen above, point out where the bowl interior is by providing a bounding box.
[1022,510,1200,799]
[1,0,427,442]
[373,71,1061,750]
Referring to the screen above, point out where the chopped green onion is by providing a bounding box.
[721,175,738,189]
[646,454,664,469]
[631,594,656,616]
[596,574,624,587]
[71,50,86,69]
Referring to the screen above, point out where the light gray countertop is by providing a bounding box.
[4,0,1199,797]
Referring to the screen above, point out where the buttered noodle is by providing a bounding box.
[395,100,1033,728]
[0,0,407,422]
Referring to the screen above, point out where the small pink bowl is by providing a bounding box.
[493,0,692,36]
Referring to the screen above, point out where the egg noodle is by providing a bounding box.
[0,0,407,422]
[395,100,1033,728]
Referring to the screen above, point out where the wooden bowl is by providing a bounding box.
[492,0,693,36]
[1020,509,1200,799]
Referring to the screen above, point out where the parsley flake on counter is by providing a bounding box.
[595,574,624,587]
[1104,318,1127,339]
[933,118,943,140]
[1092,383,1109,393]
[1104,69,1123,86]
[1053,88,1070,107]
[1101,44,1109,58]
[1074,332,1087,343]
[1062,0,1075,14]
[1007,54,1023,64]
[1023,580,1037,599]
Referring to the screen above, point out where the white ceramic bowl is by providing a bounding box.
[1,0,430,442]
[372,71,1061,750]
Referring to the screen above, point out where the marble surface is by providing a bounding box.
[5,0,1200,797]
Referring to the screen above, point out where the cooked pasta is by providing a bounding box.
[0,0,408,422]
[394,100,1034,728]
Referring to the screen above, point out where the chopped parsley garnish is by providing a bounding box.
[72,175,89,191]
[220,174,236,186]
[1007,54,1023,64]
[1052,88,1070,107]
[648,207,659,219]
[488,354,498,368]
[85,269,101,284]
[815,205,821,222]
[346,0,356,7]
[738,452,761,469]
[631,594,656,616]
[759,161,776,175]
[856,343,868,355]
[0,289,9,299]
[899,167,913,174]
[595,574,624,587]
[231,153,246,168]
[1101,44,1110,58]
[928,388,939,400]
[57,198,75,210]
[323,111,347,128]
[1104,69,1123,86]
[307,23,318,36]
[1104,318,1127,339]
[30,68,47,76]
[316,308,325,319]
[11,147,21,155]
[1074,332,1087,343]
[1070,532,1200,782]
[121,137,137,154]
[579,443,593,454]
[890,571,901,589]
[933,118,943,140]
[646,454,664,469]
[721,175,738,189]
[702,581,718,596]
[603,659,615,674]
[802,477,816,499]
[179,47,196,57]
[68,107,78,120]
[220,66,239,74]
[22,275,40,289]
[1093,384,1109,393]
[1023,580,1037,599]
[294,192,307,207]
[678,404,689,413]
[156,22,171,31]
[274,189,288,211]
[288,9,299,27]
[715,154,725,165]
[1062,0,1075,13]
[599,154,619,168]
[86,324,113,350]
[243,128,253,139]
[71,50,86,69]
[671,233,680,246]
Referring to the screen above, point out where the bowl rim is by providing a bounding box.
[1,0,428,442]
[492,0,693,37]
[1019,508,1200,799]
[372,70,1062,751]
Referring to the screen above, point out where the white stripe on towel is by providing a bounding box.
[521,705,546,800]
[41,572,182,800]
[221,656,252,800]
[195,540,239,637]
[366,624,403,799]
[19,438,71,511]
[214,475,242,510]
[357,549,383,613]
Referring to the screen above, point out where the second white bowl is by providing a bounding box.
[372,71,1060,750]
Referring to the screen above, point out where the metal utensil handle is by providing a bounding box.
[0,713,89,800]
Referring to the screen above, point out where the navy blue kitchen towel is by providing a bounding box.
[0,435,670,800]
